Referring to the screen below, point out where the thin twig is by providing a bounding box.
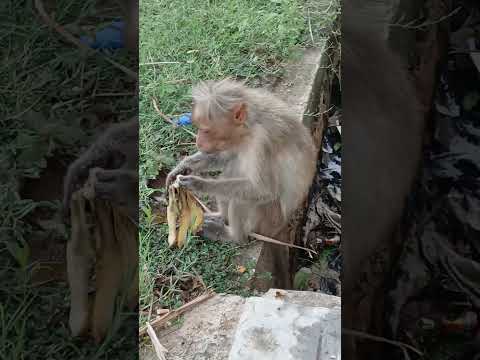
[191,195,317,255]
[166,79,189,84]
[34,0,137,79]
[31,279,57,287]
[389,6,461,30]
[94,92,136,97]
[139,292,214,336]
[307,8,315,45]
[147,296,154,324]
[317,201,341,232]
[250,232,317,256]
[343,329,423,357]
[140,61,181,66]
[151,97,197,138]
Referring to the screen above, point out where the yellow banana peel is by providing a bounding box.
[166,182,204,248]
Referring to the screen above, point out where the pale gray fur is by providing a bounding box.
[192,79,316,221]
[170,80,317,243]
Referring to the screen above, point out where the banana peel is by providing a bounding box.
[167,181,204,248]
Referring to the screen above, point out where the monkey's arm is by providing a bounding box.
[165,152,226,186]
[63,143,112,215]
[177,175,274,203]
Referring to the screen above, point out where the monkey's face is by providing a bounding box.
[192,111,247,154]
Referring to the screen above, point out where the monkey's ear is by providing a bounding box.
[232,103,247,125]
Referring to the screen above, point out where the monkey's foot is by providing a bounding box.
[201,217,229,242]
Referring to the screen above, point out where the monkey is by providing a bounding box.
[165,79,317,286]
[63,117,139,224]
[341,1,426,358]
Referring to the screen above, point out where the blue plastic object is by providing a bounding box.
[176,113,192,126]
[80,20,125,50]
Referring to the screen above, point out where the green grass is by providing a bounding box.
[1,0,136,358]
[138,0,340,328]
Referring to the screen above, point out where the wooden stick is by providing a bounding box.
[139,292,214,336]
[249,232,317,255]
[151,97,197,138]
[34,0,137,80]
[146,323,168,360]
[191,195,317,255]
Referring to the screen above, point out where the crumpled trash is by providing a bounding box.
[175,113,192,126]
[80,20,125,50]
[319,125,342,202]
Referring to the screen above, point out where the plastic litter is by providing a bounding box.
[80,20,125,50]
[176,113,192,126]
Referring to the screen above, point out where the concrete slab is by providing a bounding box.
[263,289,341,309]
[274,45,327,127]
[141,290,341,360]
[140,294,245,360]
[228,297,341,360]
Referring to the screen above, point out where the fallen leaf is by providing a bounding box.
[237,265,247,274]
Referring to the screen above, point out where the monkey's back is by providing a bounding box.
[243,89,317,220]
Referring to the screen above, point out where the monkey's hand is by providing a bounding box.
[63,162,90,221]
[166,152,227,188]
[94,169,139,222]
[165,166,191,188]
[177,176,274,203]
[176,175,206,193]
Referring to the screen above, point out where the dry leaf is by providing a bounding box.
[166,181,204,248]
[275,290,286,299]
[237,265,247,274]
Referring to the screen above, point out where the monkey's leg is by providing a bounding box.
[213,196,229,224]
[226,201,252,244]
[201,202,249,244]
[254,202,292,289]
